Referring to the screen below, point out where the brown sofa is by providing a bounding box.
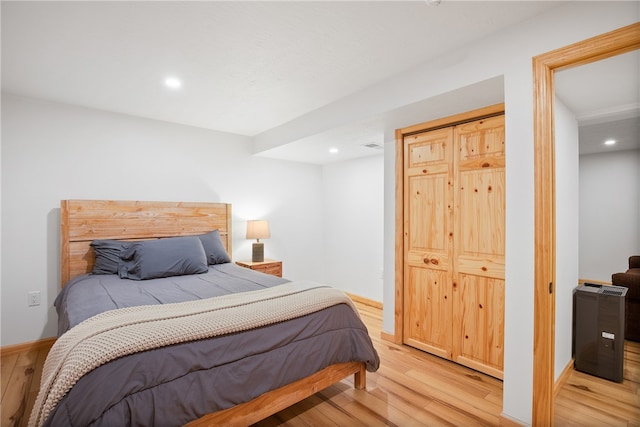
[612,255,640,342]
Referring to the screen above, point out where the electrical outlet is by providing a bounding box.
[28,291,41,307]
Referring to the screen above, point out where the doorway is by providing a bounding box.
[531,22,640,425]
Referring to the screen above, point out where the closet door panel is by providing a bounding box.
[453,115,505,377]
[403,127,453,357]
[454,116,505,278]
[457,116,505,160]
[406,128,451,166]
[404,127,453,268]
[453,274,505,379]
[407,174,449,261]
[457,168,505,277]
[404,266,452,358]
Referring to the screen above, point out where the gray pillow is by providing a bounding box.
[118,236,208,280]
[90,239,132,275]
[197,230,231,265]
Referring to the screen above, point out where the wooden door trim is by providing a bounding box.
[393,103,505,343]
[398,103,505,136]
[531,22,640,426]
[392,128,405,344]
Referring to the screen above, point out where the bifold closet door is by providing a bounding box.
[452,115,505,379]
[403,127,454,359]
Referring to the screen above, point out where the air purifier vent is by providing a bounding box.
[601,288,625,296]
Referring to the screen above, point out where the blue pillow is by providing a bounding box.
[90,239,132,275]
[197,230,231,265]
[118,236,208,280]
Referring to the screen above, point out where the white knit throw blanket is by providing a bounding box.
[29,281,357,427]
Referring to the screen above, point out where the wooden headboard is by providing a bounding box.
[60,200,232,286]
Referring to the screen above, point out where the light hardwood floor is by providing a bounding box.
[2,302,639,426]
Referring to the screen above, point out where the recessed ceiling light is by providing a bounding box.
[604,139,616,146]
[164,77,182,89]
[329,148,339,154]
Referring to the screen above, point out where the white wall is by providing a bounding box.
[579,149,640,281]
[554,98,580,380]
[382,138,396,331]
[0,94,325,346]
[253,2,640,424]
[322,154,384,302]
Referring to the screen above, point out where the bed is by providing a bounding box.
[29,200,379,427]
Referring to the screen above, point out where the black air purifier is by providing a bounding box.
[573,283,627,382]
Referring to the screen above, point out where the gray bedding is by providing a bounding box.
[55,263,289,334]
[48,264,379,426]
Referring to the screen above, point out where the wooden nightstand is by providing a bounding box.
[236,259,282,277]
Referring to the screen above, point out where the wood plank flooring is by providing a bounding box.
[1,343,48,427]
[2,302,639,426]
[554,341,640,427]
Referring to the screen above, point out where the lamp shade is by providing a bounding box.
[246,220,270,241]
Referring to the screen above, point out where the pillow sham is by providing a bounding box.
[197,229,231,265]
[90,239,132,275]
[118,236,208,280]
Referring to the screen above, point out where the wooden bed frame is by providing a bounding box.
[59,199,366,426]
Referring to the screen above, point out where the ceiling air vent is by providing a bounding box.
[361,143,384,150]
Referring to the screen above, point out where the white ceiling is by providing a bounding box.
[555,49,640,156]
[258,75,506,164]
[2,1,637,164]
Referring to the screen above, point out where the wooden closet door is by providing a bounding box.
[403,127,454,359]
[452,115,505,379]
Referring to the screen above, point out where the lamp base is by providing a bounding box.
[252,242,264,262]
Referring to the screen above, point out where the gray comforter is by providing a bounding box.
[55,263,290,335]
[47,264,379,426]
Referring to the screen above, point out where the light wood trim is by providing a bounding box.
[531,22,640,426]
[393,128,405,344]
[535,22,640,73]
[398,103,505,135]
[578,278,611,286]
[532,45,557,427]
[380,331,396,342]
[185,362,366,427]
[224,203,232,257]
[553,358,574,398]
[499,414,525,427]
[393,104,505,345]
[0,337,56,358]
[345,292,382,310]
[61,200,71,285]
[234,258,280,268]
[60,200,232,286]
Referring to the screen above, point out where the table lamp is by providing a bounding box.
[246,220,270,262]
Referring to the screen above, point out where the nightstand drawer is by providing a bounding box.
[259,263,282,277]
